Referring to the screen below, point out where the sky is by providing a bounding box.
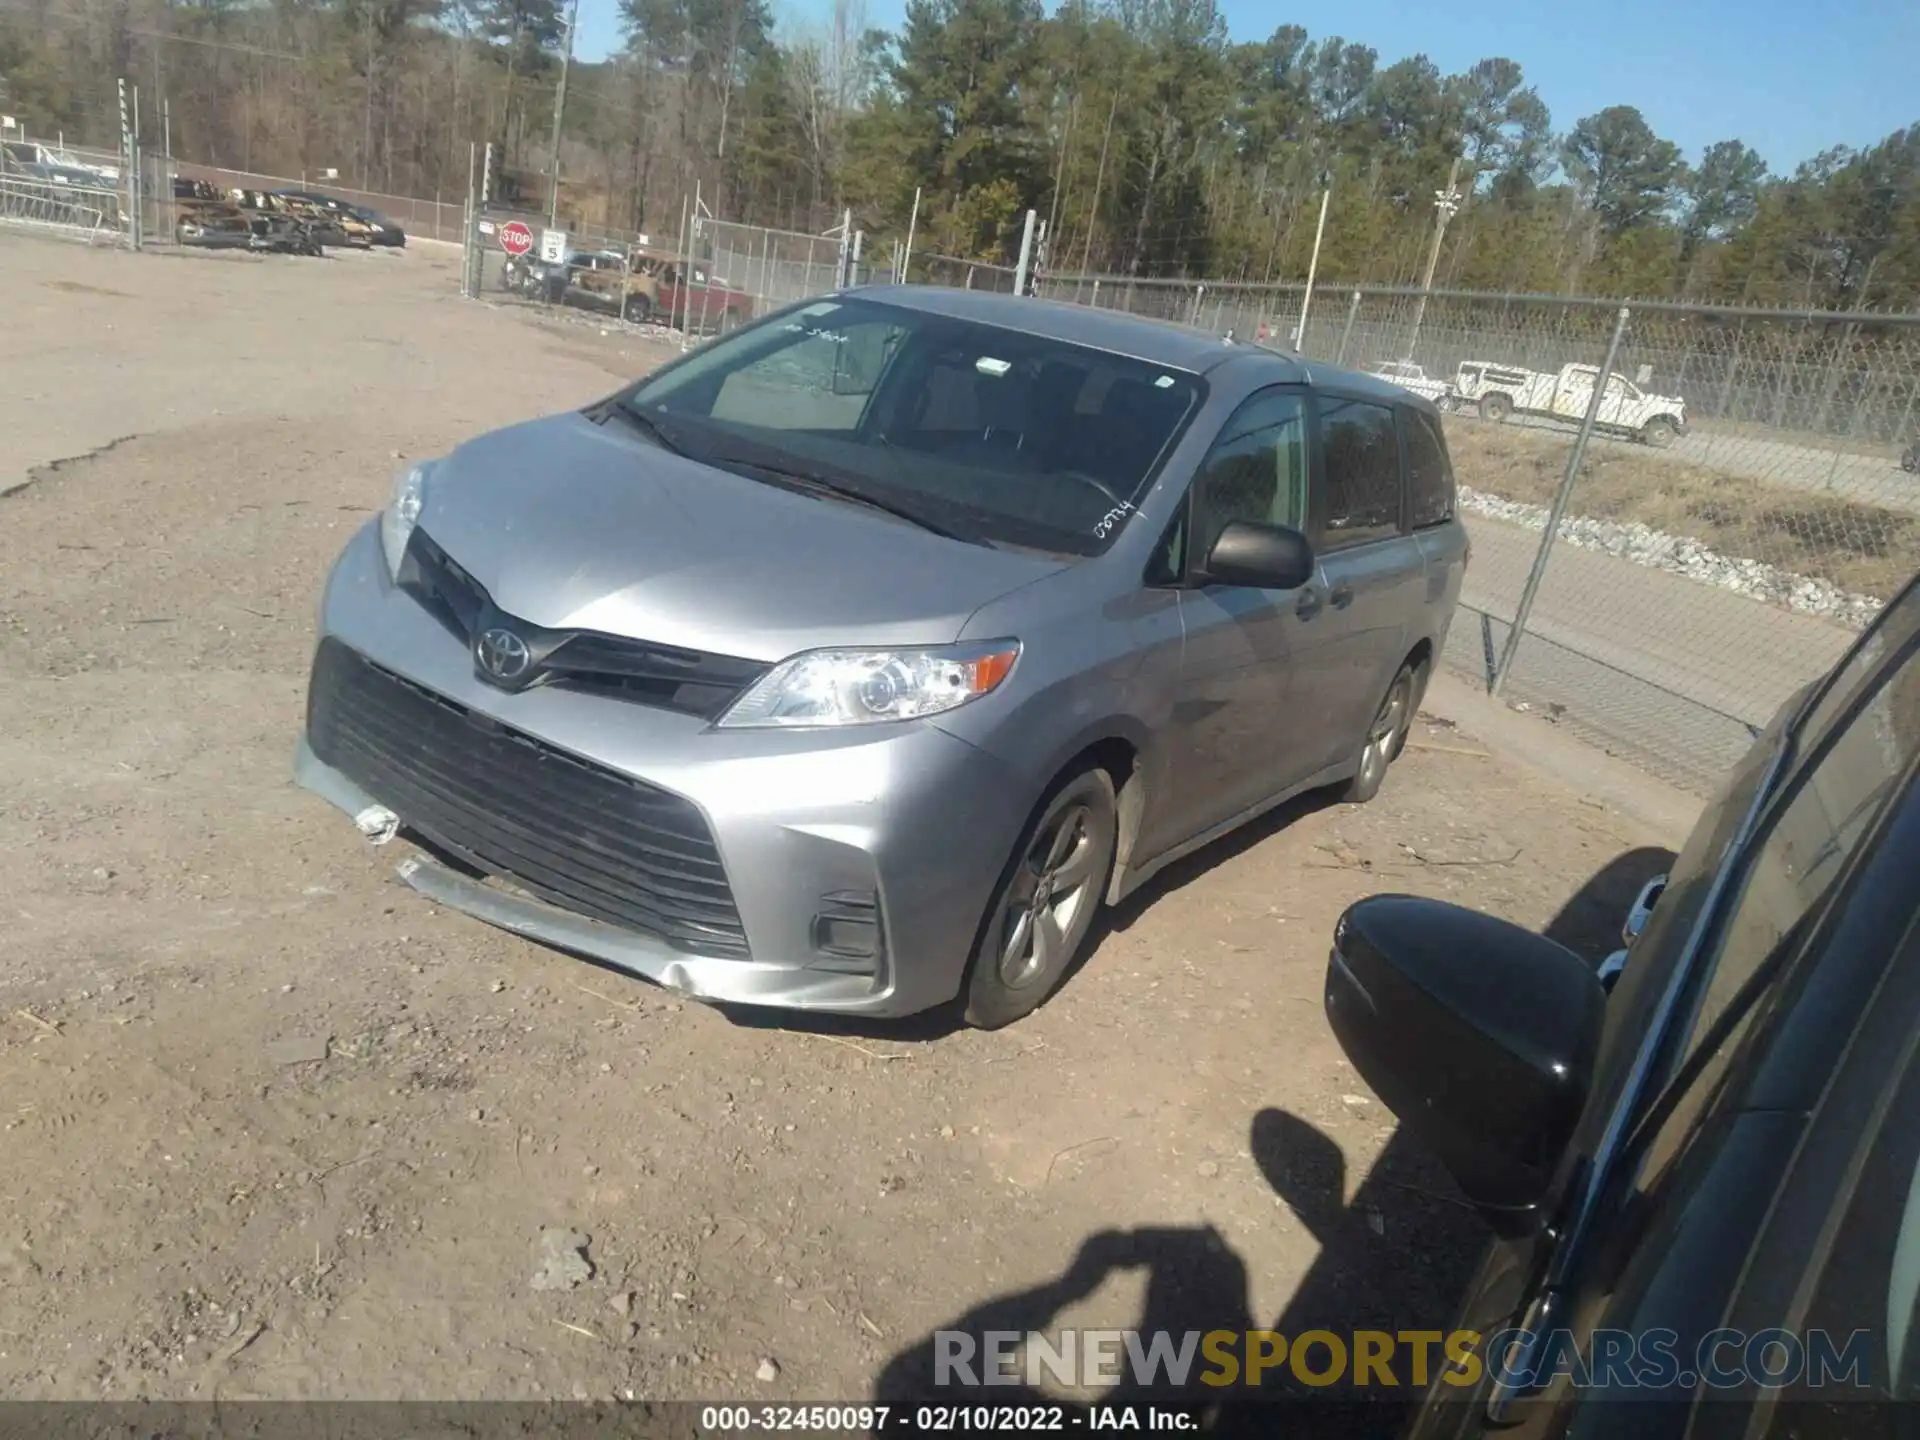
[570,0,1920,175]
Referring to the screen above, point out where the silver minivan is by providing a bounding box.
[296,286,1468,1026]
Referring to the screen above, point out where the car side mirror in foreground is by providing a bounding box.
[1202,520,1314,591]
[1324,895,1606,1238]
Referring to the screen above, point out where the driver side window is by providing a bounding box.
[1180,389,1309,579]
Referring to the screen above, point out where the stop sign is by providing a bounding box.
[498,220,534,256]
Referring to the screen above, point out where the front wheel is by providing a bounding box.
[963,768,1118,1030]
[1640,417,1679,448]
[1340,662,1419,804]
[1901,447,1919,475]
[1478,393,1513,423]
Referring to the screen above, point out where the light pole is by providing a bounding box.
[1403,156,1463,363]
[546,0,581,229]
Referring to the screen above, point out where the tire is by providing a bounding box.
[719,307,744,334]
[624,294,653,324]
[1478,393,1513,423]
[1640,417,1679,448]
[962,767,1119,1030]
[1901,447,1919,475]
[1340,662,1419,804]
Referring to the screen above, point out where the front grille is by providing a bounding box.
[399,528,768,719]
[307,638,749,958]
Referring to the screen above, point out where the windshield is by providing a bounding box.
[621,296,1205,554]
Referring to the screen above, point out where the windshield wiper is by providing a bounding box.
[590,400,686,456]
[718,456,969,543]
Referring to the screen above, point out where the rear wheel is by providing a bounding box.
[1478,393,1513,423]
[1340,662,1419,804]
[623,293,653,324]
[963,768,1118,1030]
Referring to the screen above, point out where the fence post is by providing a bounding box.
[1335,290,1362,366]
[835,206,853,289]
[117,78,134,248]
[1492,305,1631,698]
[130,86,143,250]
[1013,209,1037,296]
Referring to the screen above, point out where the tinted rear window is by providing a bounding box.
[1403,408,1455,529]
[1317,396,1401,548]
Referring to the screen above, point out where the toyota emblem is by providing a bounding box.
[476,627,533,685]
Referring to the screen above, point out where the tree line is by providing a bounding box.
[2,0,1915,309]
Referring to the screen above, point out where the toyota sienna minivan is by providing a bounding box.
[296,286,1468,1026]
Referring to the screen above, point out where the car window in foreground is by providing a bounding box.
[1633,629,1919,1184]
[624,297,1205,554]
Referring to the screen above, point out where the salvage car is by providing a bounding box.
[273,189,406,247]
[627,245,754,331]
[296,287,1467,1025]
[1323,568,1920,1434]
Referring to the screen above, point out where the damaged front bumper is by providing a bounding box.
[292,522,1026,1018]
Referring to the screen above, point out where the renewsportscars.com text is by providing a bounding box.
[934,1327,1874,1391]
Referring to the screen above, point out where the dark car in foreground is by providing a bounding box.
[1324,570,1920,1435]
[296,286,1467,1027]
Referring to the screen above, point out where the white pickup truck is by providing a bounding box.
[1367,360,1456,406]
[1449,361,1688,447]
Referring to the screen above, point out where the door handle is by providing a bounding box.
[1329,583,1355,610]
[1295,588,1324,620]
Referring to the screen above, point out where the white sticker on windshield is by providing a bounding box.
[799,302,841,318]
[1155,375,1177,388]
[975,357,1012,377]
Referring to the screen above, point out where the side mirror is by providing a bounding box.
[1323,895,1605,1237]
[1202,520,1314,590]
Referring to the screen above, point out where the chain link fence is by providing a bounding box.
[29,117,1903,794]
[1023,276,1915,788]
[462,199,879,347]
[0,136,131,245]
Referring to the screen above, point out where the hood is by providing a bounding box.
[417,411,1068,662]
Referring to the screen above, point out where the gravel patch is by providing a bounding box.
[1460,485,1884,629]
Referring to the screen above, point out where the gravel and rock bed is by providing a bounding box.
[1459,485,1885,630]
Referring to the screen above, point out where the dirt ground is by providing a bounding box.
[0,234,1686,1408]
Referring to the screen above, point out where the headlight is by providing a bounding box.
[717,641,1021,728]
[379,459,436,577]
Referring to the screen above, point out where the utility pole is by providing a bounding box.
[1292,186,1330,350]
[546,0,581,228]
[1403,155,1464,362]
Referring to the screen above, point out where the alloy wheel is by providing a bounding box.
[996,802,1102,990]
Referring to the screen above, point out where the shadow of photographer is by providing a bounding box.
[870,841,1680,1435]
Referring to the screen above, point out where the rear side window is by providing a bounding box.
[1403,408,1455,529]
[1315,396,1401,549]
